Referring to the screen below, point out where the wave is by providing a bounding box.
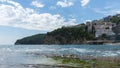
[0,45,120,57]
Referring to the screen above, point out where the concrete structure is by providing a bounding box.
[86,22,93,33]
[86,22,116,37]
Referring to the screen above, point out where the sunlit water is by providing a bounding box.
[0,44,120,68]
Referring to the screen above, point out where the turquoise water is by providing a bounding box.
[0,45,120,67]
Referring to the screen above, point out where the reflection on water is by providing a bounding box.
[0,45,120,68]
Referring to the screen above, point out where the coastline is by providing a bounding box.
[0,64,79,68]
[0,45,120,68]
[49,54,120,68]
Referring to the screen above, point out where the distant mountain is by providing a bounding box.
[15,14,120,45]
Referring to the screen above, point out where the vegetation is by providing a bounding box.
[15,25,95,45]
[51,55,120,68]
[44,25,94,44]
[109,15,120,24]
[103,14,120,24]
[15,14,120,45]
[15,34,45,45]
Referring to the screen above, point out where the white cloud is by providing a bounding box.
[81,0,90,7]
[0,0,76,31]
[57,0,74,7]
[31,0,44,8]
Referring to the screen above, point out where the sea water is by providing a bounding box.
[0,44,120,68]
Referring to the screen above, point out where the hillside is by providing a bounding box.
[44,25,94,44]
[15,14,120,45]
[102,14,120,24]
[15,34,45,45]
[15,25,94,45]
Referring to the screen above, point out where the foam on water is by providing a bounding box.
[73,48,95,53]
[0,45,120,65]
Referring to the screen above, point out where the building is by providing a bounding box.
[86,22,116,37]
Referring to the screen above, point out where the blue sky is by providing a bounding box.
[0,0,120,44]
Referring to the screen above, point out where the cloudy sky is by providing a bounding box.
[0,0,120,44]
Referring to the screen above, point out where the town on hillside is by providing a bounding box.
[85,20,120,44]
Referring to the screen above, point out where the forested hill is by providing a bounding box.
[44,25,94,44]
[15,14,120,45]
[15,25,94,45]
[15,34,45,45]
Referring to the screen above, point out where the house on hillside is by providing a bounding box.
[86,22,116,37]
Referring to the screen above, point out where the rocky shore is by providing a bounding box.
[1,55,120,68]
[0,64,78,68]
[49,54,120,68]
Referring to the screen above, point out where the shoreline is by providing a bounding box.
[48,54,120,68]
[14,41,120,45]
[0,64,79,68]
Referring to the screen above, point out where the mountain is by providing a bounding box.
[15,14,120,45]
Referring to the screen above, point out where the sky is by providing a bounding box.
[0,0,120,44]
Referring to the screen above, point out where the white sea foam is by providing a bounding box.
[102,51,118,57]
[116,51,120,54]
[73,48,95,53]
[0,45,120,64]
[58,48,68,51]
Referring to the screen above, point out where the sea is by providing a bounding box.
[0,44,120,68]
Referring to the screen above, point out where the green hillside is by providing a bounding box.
[15,34,45,45]
[15,25,94,45]
[15,14,120,45]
